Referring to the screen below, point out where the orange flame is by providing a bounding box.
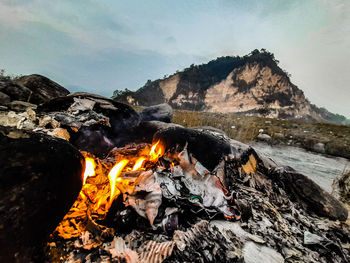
[149,140,163,161]
[83,158,96,184]
[56,141,168,239]
[132,157,146,171]
[108,159,129,206]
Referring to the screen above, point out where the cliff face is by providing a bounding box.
[113,50,334,122]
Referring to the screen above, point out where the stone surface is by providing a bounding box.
[15,74,70,104]
[0,81,32,102]
[277,167,348,221]
[0,126,84,262]
[243,241,284,263]
[153,126,233,171]
[257,133,272,142]
[140,103,173,123]
[313,142,326,153]
[9,100,37,111]
[332,171,350,206]
[0,91,11,105]
[39,92,141,156]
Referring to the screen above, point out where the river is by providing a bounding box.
[251,142,350,193]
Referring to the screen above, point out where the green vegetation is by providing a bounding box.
[311,104,350,126]
[0,69,22,81]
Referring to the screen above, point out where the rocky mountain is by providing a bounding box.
[113,49,349,124]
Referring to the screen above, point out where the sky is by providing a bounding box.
[0,0,349,117]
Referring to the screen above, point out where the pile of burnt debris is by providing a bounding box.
[0,89,349,263]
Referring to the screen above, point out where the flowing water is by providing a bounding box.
[251,142,350,193]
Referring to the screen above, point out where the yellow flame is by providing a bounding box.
[83,158,96,184]
[108,159,129,205]
[132,157,146,171]
[149,140,163,161]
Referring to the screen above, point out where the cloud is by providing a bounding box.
[0,0,349,117]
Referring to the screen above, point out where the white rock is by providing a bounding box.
[313,142,325,153]
[243,241,284,263]
[257,133,272,141]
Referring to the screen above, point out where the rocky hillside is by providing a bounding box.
[113,49,349,124]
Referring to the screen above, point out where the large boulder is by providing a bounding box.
[140,103,173,123]
[38,92,141,156]
[275,166,348,221]
[0,91,11,105]
[0,77,33,103]
[0,126,84,262]
[153,126,232,171]
[15,74,70,104]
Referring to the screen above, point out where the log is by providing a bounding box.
[0,126,84,262]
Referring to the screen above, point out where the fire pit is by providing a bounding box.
[1,93,349,263]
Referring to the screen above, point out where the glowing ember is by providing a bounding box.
[55,141,167,239]
[83,157,96,184]
[149,140,163,161]
[108,159,129,206]
[132,157,146,171]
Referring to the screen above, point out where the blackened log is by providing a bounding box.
[0,126,84,262]
[153,126,232,171]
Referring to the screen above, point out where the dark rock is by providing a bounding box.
[276,167,348,221]
[130,121,183,144]
[15,74,70,104]
[193,126,228,136]
[9,100,37,111]
[0,91,11,105]
[140,103,173,123]
[0,81,32,102]
[332,171,350,206]
[39,92,141,156]
[0,126,84,262]
[153,126,232,171]
[39,92,140,132]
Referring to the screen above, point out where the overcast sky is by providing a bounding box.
[0,0,349,117]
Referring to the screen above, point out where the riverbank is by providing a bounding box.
[171,110,350,160]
